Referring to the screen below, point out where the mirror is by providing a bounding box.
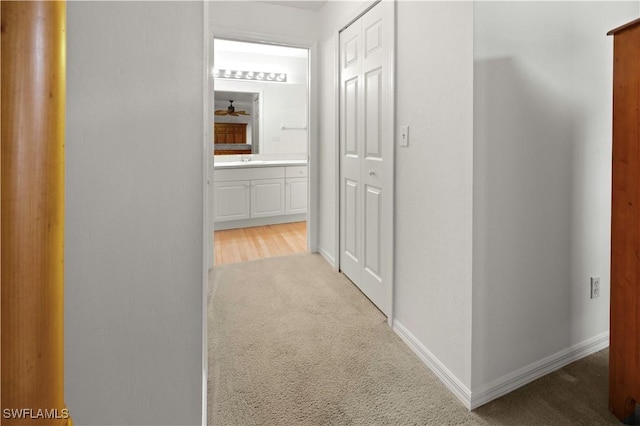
[213,39,309,157]
[214,91,260,155]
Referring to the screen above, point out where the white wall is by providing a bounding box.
[211,1,319,41]
[394,1,474,390]
[472,1,638,394]
[65,2,204,424]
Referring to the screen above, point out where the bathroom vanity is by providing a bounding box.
[213,160,307,230]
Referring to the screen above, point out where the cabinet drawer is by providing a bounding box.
[285,166,308,178]
[214,166,285,182]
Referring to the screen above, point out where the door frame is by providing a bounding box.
[209,27,319,256]
[335,0,396,326]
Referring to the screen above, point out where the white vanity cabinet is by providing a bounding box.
[285,166,308,215]
[251,179,285,217]
[213,180,251,221]
[213,163,307,230]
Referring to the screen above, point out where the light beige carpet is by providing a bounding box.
[208,254,618,425]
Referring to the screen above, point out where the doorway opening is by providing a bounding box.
[212,38,311,266]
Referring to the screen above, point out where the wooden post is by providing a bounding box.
[608,17,640,423]
[1,1,72,424]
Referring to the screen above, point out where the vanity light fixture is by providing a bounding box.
[214,69,287,83]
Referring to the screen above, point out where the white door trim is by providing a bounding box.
[211,27,318,255]
[336,0,395,326]
[202,3,212,425]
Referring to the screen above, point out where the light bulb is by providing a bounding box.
[257,72,264,80]
[268,73,275,80]
[235,71,243,78]
[224,70,231,78]
[246,71,254,78]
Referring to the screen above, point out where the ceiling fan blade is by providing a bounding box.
[236,111,250,115]
[214,110,228,115]
[229,112,239,116]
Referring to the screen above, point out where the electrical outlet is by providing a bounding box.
[591,277,600,299]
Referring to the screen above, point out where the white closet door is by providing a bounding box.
[339,1,393,316]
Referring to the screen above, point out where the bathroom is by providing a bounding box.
[212,38,310,264]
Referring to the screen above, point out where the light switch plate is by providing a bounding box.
[399,125,409,147]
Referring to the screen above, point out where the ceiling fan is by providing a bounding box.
[215,100,250,116]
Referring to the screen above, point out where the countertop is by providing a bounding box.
[213,159,308,169]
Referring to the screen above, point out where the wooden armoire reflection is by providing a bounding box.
[609,17,640,422]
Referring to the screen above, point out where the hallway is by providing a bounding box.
[208,254,617,425]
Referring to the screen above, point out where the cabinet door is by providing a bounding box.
[251,179,285,218]
[214,180,250,222]
[286,178,307,215]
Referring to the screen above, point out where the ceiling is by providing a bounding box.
[261,1,327,11]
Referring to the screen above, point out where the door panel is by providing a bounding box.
[286,178,307,214]
[339,1,393,316]
[345,78,359,157]
[344,179,359,262]
[365,68,382,159]
[364,18,382,57]
[364,184,381,279]
[344,33,359,68]
[214,181,250,222]
[251,179,284,218]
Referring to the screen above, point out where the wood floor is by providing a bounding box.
[214,222,307,266]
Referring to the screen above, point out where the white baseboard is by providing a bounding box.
[469,331,609,409]
[392,321,472,409]
[393,321,609,411]
[317,246,336,268]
